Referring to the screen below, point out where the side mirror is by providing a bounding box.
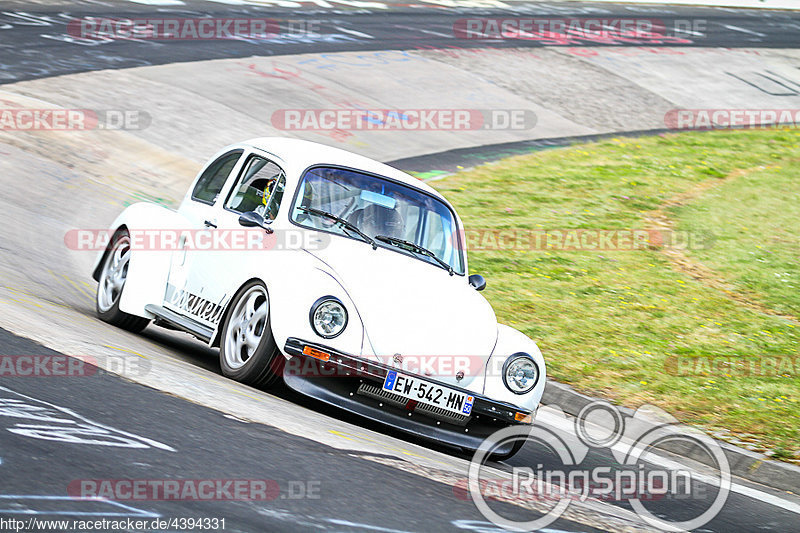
[238,211,273,233]
[469,274,486,291]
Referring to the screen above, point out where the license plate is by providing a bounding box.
[383,370,474,416]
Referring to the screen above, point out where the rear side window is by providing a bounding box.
[191,150,243,204]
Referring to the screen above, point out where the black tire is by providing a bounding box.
[219,280,283,388]
[95,229,150,333]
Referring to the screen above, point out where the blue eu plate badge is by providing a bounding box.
[384,370,397,391]
[463,395,474,415]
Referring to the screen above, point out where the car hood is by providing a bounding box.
[305,236,497,388]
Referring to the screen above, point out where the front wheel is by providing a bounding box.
[219,281,283,388]
[96,229,150,333]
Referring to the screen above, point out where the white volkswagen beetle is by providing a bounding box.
[93,138,546,459]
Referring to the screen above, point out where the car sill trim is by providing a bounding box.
[144,304,214,343]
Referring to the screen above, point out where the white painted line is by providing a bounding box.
[539,0,800,10]
[0,385,175,452]
[537,410,800,515]
[0,495,158,518]
[327,518,416,533]
[394,24,453,39]
[126,0,185,5]
[718,23,767,37]
[334,26,375,39]
[673,27,705,36]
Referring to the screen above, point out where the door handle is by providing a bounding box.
[204,220,217,228]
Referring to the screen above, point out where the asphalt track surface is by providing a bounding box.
[2,1,800,86]
[2,1,800,532]
[0,327,614,533]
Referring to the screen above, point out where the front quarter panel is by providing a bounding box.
[93,202,190,318]
[483,324,547,412]
[208,251,365,358]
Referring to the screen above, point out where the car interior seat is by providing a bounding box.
[358,204,404,239]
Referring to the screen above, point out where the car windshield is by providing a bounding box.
[290,166,465,275]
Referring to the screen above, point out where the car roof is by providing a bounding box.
[243,137,445,200]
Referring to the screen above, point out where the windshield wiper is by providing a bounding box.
[374,235,454,275]
[298,206,377,249]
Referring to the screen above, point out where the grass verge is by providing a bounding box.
[432,129,800,461]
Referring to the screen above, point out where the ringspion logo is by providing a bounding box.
[467,402,730,531]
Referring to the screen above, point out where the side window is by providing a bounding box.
[225,156,286,220]
[191,151,243,205]
[263,175,286,221]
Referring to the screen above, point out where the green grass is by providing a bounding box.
[675,161,800,317]
[432,129,800,460]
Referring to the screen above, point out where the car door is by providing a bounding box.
[163,150,244,323]
[166,152,288,328]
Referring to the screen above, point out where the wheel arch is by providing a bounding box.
[92,202,189,319]
[92,224,128,282]
[210,276,266,348]
[209,260,365,358]
[482,324,547,412]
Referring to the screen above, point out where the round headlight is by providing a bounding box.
[502,353,540,395]
[310,297,348,339]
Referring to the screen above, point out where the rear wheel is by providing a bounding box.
[219,281,283,388]
[96,229,150,333]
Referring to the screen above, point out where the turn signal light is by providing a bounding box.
[515,412,532,424]
[303,346,331,362]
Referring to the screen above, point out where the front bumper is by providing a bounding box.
[283,337,534,452]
